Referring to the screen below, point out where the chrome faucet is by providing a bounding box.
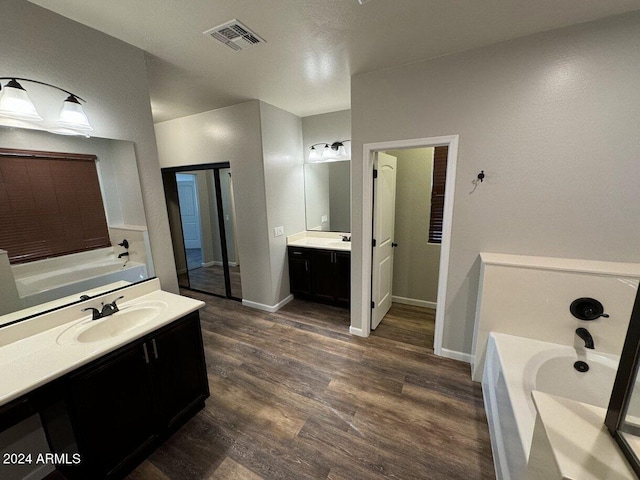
[82,296,124,320]
[576,327,594,349]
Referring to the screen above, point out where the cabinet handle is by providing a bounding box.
[293,251,302,255]
[305,260,309,271]
[151,339,159,359]
[142,343,150,364]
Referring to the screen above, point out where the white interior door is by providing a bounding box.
[177,175,202,250]
[371,152,398,330]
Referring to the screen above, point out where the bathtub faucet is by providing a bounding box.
[576,327,594,349]
[82,296,124,320]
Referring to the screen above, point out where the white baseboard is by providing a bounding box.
[392,295,437,310]
[349,326,368,337]
[242,294,293,313]
[211,260,239,267]
[439,348,473,364]
[201,261,216,268]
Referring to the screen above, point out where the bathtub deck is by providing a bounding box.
[49,295,495,479]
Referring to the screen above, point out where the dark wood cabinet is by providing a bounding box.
[47,311,209,479]
[288,246,350,307]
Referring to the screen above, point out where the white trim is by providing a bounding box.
[357,135,458,359]
[392,296,436,310]
[440,348,473,364]
[242,294,293,313]
[349,326,368,337]
[480,252,640,277]
[201,260,216,267]
[210,260,239,267]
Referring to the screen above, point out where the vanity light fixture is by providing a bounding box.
[0,78,94,136]
[308,140,351,163]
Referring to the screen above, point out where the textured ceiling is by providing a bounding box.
[28,0,640,123]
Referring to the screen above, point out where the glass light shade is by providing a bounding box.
[0,84,43,122]
[322,144,332,159]
[57,96,93,132]
[336,144,347,157]
[308,146,321,162]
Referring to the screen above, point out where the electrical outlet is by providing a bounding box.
[274,226,284,237]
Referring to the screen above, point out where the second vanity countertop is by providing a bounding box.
[0,278,204,406]
[286,231,351,252]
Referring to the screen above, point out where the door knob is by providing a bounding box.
[392,242,398,248]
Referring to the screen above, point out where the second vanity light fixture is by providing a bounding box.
[0,77,94,136]
[308,140,351,163]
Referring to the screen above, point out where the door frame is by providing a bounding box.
[357,135,458,357]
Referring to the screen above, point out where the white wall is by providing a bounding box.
[1,0,177,295]
[259,102,306,304]
[386,148,440,306]
[351,12,640,356]
[155,100,305,308]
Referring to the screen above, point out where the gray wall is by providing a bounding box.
[1,0,177,295]
[351,12,640,355]
[386,148,440,305]
[155,100,305,308]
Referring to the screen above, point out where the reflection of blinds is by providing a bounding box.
[0,149,111,264]
[428,146,448,244]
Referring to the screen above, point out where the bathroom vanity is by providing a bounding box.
[0,279,208,479]
[287,232,351,307]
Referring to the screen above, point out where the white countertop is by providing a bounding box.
[0,279,204,406]
[287,231,351,252]
[527,391,635,479]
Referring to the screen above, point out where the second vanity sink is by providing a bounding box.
[57,300,168,345]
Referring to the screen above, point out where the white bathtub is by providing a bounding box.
[12,249,148,308]
[482,332,621,480]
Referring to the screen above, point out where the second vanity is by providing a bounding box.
[0,278,208,479]
[287,232,351,308]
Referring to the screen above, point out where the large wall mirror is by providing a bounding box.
[304,160,350,232]
[0,127,154,327]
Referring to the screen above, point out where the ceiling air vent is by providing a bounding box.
[203,19,266,52]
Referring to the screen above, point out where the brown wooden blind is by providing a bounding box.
[0,148,111,264]
[429,146,448,244]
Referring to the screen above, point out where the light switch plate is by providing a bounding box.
[274,226,284,237]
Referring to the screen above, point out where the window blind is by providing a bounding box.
[0,149,111,264]
[428,146,448,244]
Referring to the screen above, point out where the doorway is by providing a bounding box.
[162,163,242,301]
[370,147,444,346]
[358,135,458,357]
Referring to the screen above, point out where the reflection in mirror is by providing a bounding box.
[304,160,350,232]
[0,128,154,326]
[162,164,242,301]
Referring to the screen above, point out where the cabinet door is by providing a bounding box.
[67,343,156,477]
[333,251,351,305]
[289,257,311,296]
[152,313,209,430]
[310,249,334,302]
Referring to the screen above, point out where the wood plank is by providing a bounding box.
[119,293,494,479]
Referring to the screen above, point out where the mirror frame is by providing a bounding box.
[605,283,640,476]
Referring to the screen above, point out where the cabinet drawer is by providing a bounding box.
[288,246,311,259]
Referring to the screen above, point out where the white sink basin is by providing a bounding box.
[57,301,168,345]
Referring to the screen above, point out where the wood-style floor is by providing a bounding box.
[124,293,495,480]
